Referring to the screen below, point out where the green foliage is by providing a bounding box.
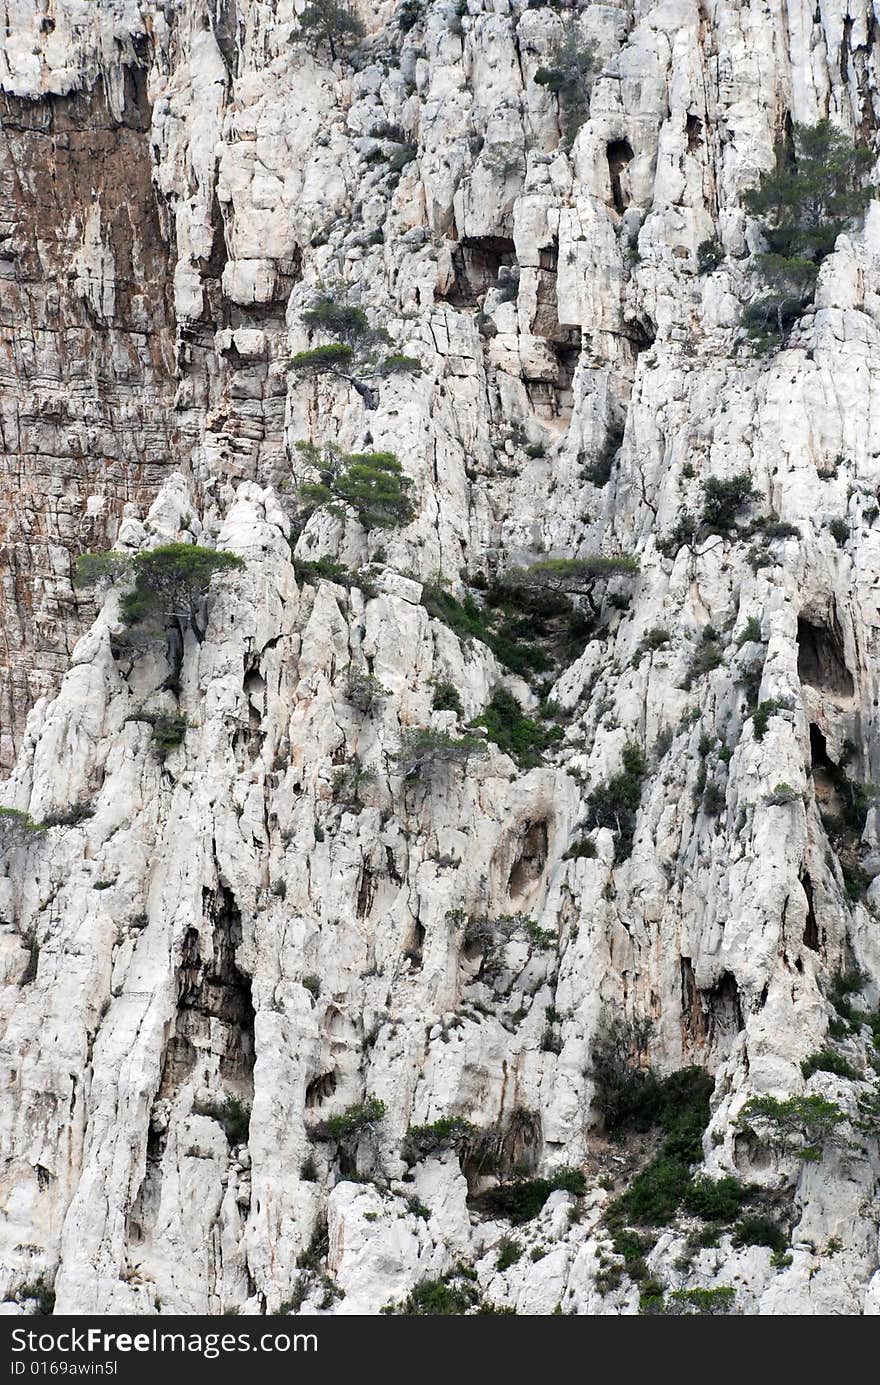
[480,1168,586,1224]
[292,0,365,61]
[420,583,549,677]
[666,1286,736,1315]
[289,343,355,372]
[697,238,723,273]
[15,1275,56,1316]
[302,975,321,1000]
[196,1093,251,1145]
[296,441,415,531]
[394,727,487,780]
[315,1095,386,1142]
[736,1092,845,1160]
[432,679,463,715]
[0,807,47,849]
[765,781,801,806]
[379,353,422,375]
[604,1068,714,1228]
[405,1195,431,1221]
[147,713,190,761]
[346,667,389,713]
[658,474,758,554]
[534,19,597,144]
[563,836,597,860]
[41,802,95,828]
[503,555,639,613]
[801,1048,859,1080]
[700,475,759,531]
[586,741,647,859]
[384,1270,479,1315]
[288,292,419,397]
[294,556,375,595]
[742,121,874,345]
[402,1114,478,1162]
[496,1237,523,1270]
[752,698,781,741]
[474,688,563,768]
[733,1215,788,1253]
[737,616,762,646]
[682,1176,750,1222]
[302,299,371,342]
[77,544,243,642]
[828,516,849,546]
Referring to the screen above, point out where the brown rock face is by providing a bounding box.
[0,70,179,769]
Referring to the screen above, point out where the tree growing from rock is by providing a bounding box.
[502,555,639,615]
[534,20,597,145]
[295,440,415,531]
[292,0,365,63]
[394,727,488,780]
[742,121,875,347]
[288,293,421,408]
[0,807,46,852]
[76,544,243,642]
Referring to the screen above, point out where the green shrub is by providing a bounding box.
[76,544,243,643]
[697,238,723,273]
[15,1275,55,1316]
[751,699,781,741]
[432,680,463,715]
[288,292,419,399]
[314,1095,386,1142]
[474,688,562,767]
[421,582,549,677]
[828,517,849,546]
[682,1176,750,1222]
[604,1068,714,1227]
[402,1114,478,1162]
[801,1048,859,1080]
[149,713,190,760]
[406,1196,431,1221]
[736,617,762,646]
[765,782,800,806]
[563,837,597,860]
[480,1168,586,1224]
[384,1271,479,1315]
[346,667,388,713]
[733,1215,788,1253]
[586,741,647,859]
[496,1237,523,1270]
[666,1286,735,1315]
[701,475,759,531]
[195,1093,251,1145]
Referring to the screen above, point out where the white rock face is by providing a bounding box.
[1,0,880,1317]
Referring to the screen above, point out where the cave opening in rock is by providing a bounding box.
[507,819,549,899]
[607,138,634,212]
[438,235,517,306]
[797,616,854,697]
[801,870,820,951]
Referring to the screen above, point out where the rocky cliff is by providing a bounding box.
[0,0,879,1316]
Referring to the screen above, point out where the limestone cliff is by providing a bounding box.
[0,0,879,1316]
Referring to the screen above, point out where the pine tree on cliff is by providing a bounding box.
[743,121,875,347]
[293,0,365,63]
